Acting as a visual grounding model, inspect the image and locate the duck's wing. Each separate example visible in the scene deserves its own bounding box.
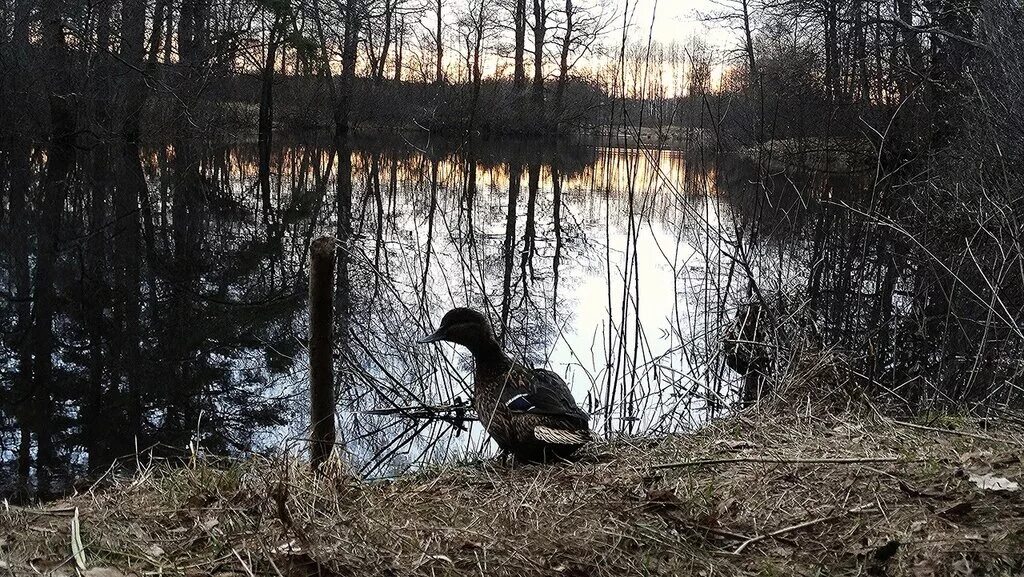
[502,368,589,425]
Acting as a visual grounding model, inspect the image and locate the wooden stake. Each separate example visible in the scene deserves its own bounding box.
[309,236,336,471]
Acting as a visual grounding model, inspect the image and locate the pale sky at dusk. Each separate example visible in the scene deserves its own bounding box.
[621,0,732,48]
[404,0,739,84]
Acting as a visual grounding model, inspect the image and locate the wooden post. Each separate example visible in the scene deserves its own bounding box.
[309,236,336,470]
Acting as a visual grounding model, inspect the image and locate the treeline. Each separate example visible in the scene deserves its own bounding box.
[0,0,626,141]
[3,0,1018,149]
[709,0,1024,409]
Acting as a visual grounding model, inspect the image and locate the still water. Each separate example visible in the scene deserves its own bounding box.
[0,135,824,496]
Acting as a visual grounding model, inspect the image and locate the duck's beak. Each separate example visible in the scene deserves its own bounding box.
[417,329,445,344]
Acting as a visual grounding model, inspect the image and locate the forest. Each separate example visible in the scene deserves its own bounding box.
[1,0,1023,514]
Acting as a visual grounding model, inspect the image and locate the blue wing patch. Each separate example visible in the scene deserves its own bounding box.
[505,393,536,412]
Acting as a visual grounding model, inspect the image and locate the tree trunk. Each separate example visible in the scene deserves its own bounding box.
[420,158,438,302]
[336,1,360,137]
[85,143,109,469]
[894,0,923,100]
[147,0,170,69]
[34,0,77,501]
[120,0,147,141]
[522,160,539,273]
[259,23,280,219]
[84,0,112,468]
[551,157,563,312]
[823,0,839,101]
[9,139,34,498]
[334,136,353,425]
[163,5,175,65]
[741,0,757,80]
[531,0,546,110]
[435,0,444,84]
[8,0,32,132]
[554,0,572,132]
[740,0,761,142]
[500,159,521,340]
[514,0,526,91]
[116,141,145,452]
[469,11,483,131]
[394,13,404,82]
[853,0,870,103]
[376,0,394,82]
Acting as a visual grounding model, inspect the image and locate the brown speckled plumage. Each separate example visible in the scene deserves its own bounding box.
[419,308,591,462]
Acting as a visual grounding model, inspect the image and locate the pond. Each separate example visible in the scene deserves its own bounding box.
[0,134,846,497]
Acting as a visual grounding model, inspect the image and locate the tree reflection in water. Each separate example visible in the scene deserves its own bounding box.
[0,135,809,500]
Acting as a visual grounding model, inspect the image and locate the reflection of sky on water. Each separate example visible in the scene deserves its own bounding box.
[255,142,746,475]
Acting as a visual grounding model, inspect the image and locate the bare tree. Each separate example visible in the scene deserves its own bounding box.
[552,0,611,131]
[530,0,549,108]
[513,0,527,91]
[434,0,445,83]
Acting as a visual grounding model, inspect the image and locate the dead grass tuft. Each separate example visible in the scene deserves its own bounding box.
[3,409,1023,576]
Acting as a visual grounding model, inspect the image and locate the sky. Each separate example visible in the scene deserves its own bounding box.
[623,0,733,49]
[407,0,739,85]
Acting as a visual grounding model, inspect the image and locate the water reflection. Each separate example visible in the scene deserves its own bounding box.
[0,135,806,499]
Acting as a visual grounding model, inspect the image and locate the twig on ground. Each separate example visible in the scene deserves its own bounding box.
[889,419,1024,447]
[653,456,910,470]
[732,504,877,554]
[231,548,256,577]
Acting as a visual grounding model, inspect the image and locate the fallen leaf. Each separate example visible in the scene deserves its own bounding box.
[897,479,946,498]
[715,497,739,518]
[969,473,1019,492]
[426,554,453,564]
[938,501,974,519]
[959,450,993,464]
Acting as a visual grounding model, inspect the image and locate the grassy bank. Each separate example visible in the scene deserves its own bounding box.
[739,138,875,173]
[2,408,1022,576]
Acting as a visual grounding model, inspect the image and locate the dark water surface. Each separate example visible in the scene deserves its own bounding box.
[0,135,843,498]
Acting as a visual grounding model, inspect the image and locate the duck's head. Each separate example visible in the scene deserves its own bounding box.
[418,307,496,349]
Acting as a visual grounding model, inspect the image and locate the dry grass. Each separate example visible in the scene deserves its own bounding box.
[2,408,1023,576]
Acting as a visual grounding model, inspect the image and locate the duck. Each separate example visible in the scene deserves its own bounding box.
[418,307,591,462]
